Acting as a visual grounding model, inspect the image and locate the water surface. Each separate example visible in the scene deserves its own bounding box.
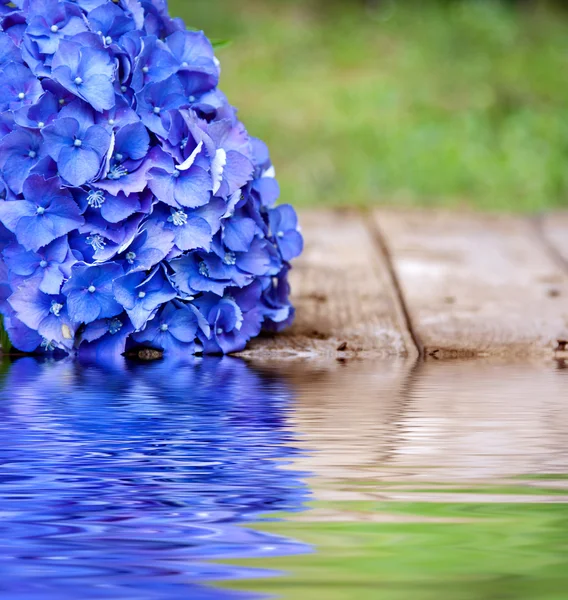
[0,357,567,599]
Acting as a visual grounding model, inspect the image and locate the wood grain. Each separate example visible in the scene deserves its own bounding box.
[374,209,568,358]
[238,209,418,359]
[540,213,568,273]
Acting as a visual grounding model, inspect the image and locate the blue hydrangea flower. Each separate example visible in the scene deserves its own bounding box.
[132,301,199,354]
[42,104,111,186]
[3,235,76,295]
[51,34,116,112]
[269,204,303,261]
[0,63,44,112]
[8,276,76,350]
[113,265,176,330]
[0,127,47,194]
[0,175,84,251]
[62,262,123,324]
[25,0,89,55]
[0,0,302,357]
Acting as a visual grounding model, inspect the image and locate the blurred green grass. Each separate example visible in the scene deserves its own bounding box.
[170,0,568,212]
[215,497,568,599]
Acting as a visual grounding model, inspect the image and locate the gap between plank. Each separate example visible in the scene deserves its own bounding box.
[365,211,424,360]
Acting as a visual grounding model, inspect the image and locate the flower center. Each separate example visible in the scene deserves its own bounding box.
[74,139,82,147]
[216,327,223,335]
[50,24,59,33]
[120,85,127,93]
[74,77,83,85]
[223,251,236,266]
[50,301,63,317]
[198,261,209,277]
[86,233,106,251]
[88,285,96,293]
[107,164,128,180]
[37,121,45,128]
[104,36,112,45]
[18,92,25,100]
[160,323,169,332]
[277,231,284,238]
[138,291,146,298]
[153,106,161,114]
[181,61,189,68]
[142,66,149,74]
[125,251,136,264]
[39,260,48,268]
[28,150,37,159]
[41,338,55,352]
[36,206,45,215]
[114,153,123,162]
[108,119,115,125]
[108,318,122,335]
[87,190,105,208]
[59,98,65,105]
[168,209,187,227]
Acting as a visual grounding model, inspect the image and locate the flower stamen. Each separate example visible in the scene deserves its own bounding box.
[86,233,106,251]
[168,209,187,227]
[108,318,122,335]
[107,164,128,180]
[198,261,209,277]
[87,190,105,208]
[50,301,63,317]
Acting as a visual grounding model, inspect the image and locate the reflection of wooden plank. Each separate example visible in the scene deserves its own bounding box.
[253,359,416,498]
[374,210,568,358]
[387,360,568,483]
[240,210,418,359]
[254,358,568,502]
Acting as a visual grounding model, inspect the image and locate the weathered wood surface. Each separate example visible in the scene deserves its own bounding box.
[540,213,568,273]
[374,210,568,358]
[239,209,418,359]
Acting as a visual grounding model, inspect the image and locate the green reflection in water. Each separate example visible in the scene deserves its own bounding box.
[220,481,568,600]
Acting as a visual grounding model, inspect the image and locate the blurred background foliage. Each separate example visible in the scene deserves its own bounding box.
[170,0,568,212]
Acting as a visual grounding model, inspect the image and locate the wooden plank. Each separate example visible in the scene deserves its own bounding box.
[374,209,568,358]
[239,209,418,359]
[540,213,568,273]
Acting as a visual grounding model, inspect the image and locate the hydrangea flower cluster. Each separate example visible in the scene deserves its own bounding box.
[0,0,302,357]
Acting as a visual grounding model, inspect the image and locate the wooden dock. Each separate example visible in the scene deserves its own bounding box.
[240,209,568,361]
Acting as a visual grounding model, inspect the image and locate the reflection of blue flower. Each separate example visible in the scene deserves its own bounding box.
[0,0,302,357]
[0,356,310,595]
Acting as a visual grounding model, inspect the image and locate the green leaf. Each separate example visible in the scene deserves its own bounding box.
[0,315,12,354]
